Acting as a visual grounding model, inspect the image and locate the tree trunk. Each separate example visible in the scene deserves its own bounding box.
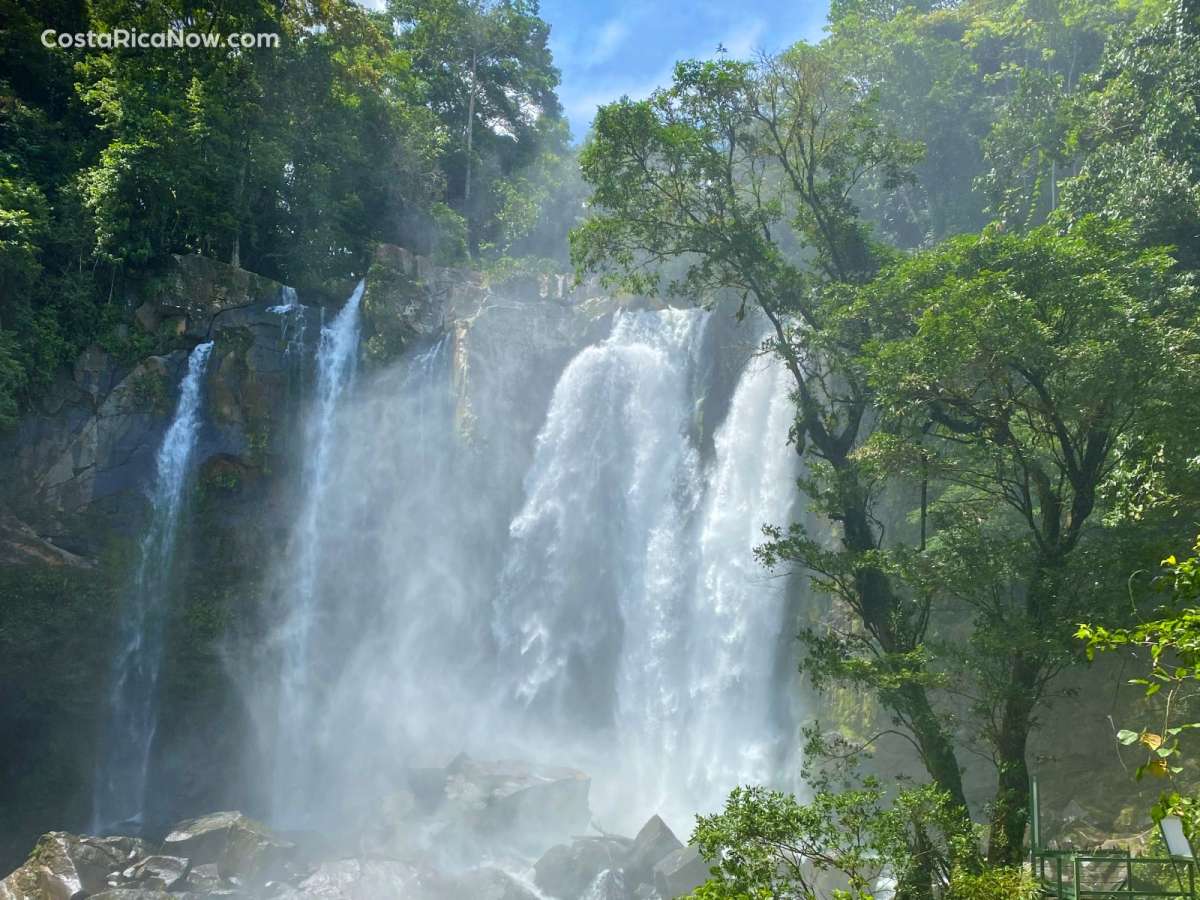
[842,495,968,811]
[464,50,477,204]
[987,558,1053,866]
[987,652,1040,865]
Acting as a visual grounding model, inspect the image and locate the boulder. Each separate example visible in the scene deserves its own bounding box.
[0,832,152,900]
[534,837,632,899]
[183,863,224,892]
[652,847,709,900]
[442,755,591,844]
[163,811,295,886]
[624,817,682,889]
[122,855,190,890]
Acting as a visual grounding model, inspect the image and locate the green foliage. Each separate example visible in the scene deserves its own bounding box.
[388,0,566,251]
[685,780,976,900]
[1079,537,1200,803]
[0,0,565,428]
[1059,13,1200,269]
[945,866,1040,900]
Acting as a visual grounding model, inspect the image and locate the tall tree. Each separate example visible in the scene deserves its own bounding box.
[571,49,969,813]
[390,0,563,248]
[858,218,1200,862]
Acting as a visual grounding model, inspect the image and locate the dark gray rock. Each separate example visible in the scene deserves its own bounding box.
[184,862,224,892]
[534,837,632,899]
[440,867,539,900]
[652,847,709,900]
[122,855,190,890]
[289,858,430,899]
[0,832,153,900]
[625,817,682,889]
[442,755,591,845]
[580,868,631,900]
[163,811,295,887]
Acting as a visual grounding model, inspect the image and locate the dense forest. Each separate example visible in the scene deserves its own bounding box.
[2,0,1200,897]
[0,0,580,426]
[571,0,1200,891]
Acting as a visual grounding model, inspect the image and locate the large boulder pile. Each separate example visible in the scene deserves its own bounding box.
[0,801,712,900]
[531,815,710,900]
[0,755,712,900]
[0,811,545,900]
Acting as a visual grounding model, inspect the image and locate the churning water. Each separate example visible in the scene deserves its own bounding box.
[259,300,804,836]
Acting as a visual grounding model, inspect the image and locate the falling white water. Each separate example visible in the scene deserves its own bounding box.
[680,348,798,804]
[495,311,800,829]
[271,280,364,824]
[270,285,309,365]
[255,299,805,840]
[93,340,214,833]
[494,309,709,738]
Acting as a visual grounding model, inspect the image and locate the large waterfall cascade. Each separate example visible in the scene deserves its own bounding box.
[258,296,807,838]
[93,340,215,833]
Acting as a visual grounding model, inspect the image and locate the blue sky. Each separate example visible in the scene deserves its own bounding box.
[538,0,830,139]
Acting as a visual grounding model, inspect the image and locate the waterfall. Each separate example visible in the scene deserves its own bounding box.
[255,299,804,836]
[494,310,800,830]
[270,280,364,824]
[679,347,798,806]
[494,308,709,741]
[93,340,214,833]
[270,286,309,365]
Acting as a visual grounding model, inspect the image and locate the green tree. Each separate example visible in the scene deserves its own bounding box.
[858,218,1199,862]
[686,779,976,900]
[1079,536,1200,833]
[390,0,563,249]
[1059,2,1200,269]
[571,48,972,823]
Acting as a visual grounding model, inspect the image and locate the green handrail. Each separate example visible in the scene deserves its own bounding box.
[1029,775,1197,900]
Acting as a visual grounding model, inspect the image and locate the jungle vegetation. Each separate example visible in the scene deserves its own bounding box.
[4,0,1200,894]
[571,0,1200,893]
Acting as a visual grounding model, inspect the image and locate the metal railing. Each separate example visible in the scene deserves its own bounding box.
[1030,776,1197,899]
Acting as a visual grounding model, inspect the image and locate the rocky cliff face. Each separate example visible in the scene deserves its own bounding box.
[0,247,619,873]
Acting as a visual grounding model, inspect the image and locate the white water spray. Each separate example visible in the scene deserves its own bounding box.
[271,281,364,823]
[93,340,214,833]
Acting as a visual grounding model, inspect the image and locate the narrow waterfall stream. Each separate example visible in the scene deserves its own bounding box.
[271,281,364,825]
[92,340,214,833]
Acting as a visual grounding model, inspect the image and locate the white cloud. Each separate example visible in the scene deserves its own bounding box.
[585,18,631,66]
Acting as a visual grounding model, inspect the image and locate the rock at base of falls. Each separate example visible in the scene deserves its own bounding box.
[163,811,296,887]
[623,816,683,890]
[580,868,629,900]
[444,754,591,835]
[530,815,710,900]
[120,855,190,891]
[0,756,716,900]
[533,836,632,899]
[652,847,709,900]
[0,832,152,900]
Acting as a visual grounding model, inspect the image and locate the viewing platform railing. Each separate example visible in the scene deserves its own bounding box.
[1030,776,1198,899]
